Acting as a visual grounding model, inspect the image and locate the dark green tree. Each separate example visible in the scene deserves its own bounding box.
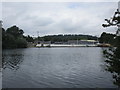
[102,8,120,87]
[99,32,115,45]
[6,25,24,38]
[2,25,27,49]
[24,35,34,42]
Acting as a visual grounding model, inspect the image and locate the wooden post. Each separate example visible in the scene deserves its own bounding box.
[0,21,2,29]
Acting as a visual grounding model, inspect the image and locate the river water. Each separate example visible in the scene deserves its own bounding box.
[2,47,116,88]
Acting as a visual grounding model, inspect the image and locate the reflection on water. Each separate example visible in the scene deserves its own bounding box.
[103,47,120,87]
[2,49,24,70]
[2,47,117,88]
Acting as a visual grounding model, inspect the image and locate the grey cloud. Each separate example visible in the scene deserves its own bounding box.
[34,17,54,26]
[2,2,118,36]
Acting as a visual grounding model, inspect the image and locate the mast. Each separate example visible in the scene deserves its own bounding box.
[37,31,39,44]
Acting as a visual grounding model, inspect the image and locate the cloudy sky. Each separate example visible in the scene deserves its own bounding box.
[2,1,119,37]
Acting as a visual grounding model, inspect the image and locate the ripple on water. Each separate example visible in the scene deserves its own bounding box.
[2,48,117,88]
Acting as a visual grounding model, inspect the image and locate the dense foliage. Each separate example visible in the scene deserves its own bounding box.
[99,32,116,45]
[2,26,27,49]
[103,37,120,87]
[38,34,98,43]
[24,35,34,43]
[102,8,120,87]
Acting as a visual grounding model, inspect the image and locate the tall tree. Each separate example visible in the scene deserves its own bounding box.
[6,25,24,38]
[102,7,120,87]
[2,25,27,49]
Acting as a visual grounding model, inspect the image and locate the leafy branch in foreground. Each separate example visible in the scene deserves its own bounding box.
[103,47,120,86]
[102,8,120,87]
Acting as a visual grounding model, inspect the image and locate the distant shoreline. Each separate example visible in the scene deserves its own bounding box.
[36,43,111,48]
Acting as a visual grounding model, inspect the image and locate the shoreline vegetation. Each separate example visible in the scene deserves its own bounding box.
[1,3,120,88]
[102,7,120,87]
[2,25,117,49]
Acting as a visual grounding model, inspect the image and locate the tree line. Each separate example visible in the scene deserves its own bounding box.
[2,24,119,49]
[2,25,99,49]
[2,25,34,49]
[38,34,98,43]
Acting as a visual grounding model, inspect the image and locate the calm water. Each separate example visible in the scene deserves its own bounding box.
[2,47,116,88]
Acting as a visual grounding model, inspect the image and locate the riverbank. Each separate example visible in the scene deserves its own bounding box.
[35,43,111,48]
[36,44,97,47]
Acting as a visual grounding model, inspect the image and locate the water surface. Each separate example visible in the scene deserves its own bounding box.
[2,47,116,88]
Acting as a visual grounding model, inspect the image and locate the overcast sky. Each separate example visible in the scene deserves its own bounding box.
[2,2,119,37]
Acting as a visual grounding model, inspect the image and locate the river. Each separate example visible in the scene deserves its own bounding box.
[2,47,116,88]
